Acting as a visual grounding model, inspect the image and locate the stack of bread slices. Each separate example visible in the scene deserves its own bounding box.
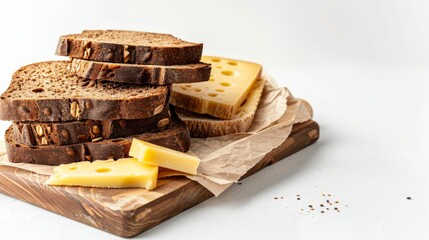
[0,30,211,165]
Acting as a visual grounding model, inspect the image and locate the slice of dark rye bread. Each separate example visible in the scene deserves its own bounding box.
[56,30,203,65]
[12,105,171,146]
[70,58,211,85]
[5,114,191,165]
[0,61,169,122]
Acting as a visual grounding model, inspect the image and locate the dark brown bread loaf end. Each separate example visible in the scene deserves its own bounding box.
[70,59,211,85]
[6,114,190,165]
[0,61,169,122]
[56,30,203,65]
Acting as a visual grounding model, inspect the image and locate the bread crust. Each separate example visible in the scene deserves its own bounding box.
[176,107,255,137]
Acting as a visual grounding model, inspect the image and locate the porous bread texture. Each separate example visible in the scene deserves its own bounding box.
[73,30,197,46]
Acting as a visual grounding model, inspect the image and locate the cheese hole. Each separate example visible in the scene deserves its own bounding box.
[209,78,215,81]
[194,88,202,92]
[69,167,78,171]
[95,168,111,173]
[208,93,218,97]
[54,174,62,178]
[220,82,231,87]
[215,89,224,92]
[221,70,234,76]
[211,58,221,62]
[227,61,238,66]
[185,84,192,88]
[180,86,187,90]
[216,66,222,69]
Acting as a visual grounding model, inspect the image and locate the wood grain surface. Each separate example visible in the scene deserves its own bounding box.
[0,120,319,238]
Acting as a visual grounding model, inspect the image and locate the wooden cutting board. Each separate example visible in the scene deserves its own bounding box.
[0,120,319,238]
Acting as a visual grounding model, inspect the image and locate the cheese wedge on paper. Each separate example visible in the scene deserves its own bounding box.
[129,139,200,175]
[171,56,262,119]
[46,158,158,190]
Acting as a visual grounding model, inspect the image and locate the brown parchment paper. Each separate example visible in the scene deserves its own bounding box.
[0,71,313,196]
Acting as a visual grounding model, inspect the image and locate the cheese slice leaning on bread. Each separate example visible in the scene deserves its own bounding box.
[170,56,262,120]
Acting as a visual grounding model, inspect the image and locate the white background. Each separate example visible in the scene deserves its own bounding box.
[0,0,429,239]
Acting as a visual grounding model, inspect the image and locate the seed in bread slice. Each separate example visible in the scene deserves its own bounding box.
[56,30,203,65]
[176,76,265,137]
[0,61,169,122]
[170,56,262,120]
[70,58,211,85]
[5,113,190,165]
[12,105,171,146]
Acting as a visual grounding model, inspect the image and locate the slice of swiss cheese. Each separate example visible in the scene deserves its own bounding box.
[170,56,262,119]
[46,158,158,190]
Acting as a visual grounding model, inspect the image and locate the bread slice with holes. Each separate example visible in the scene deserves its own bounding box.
[56,30,203,65]
[70,58,211,85]
[176,76,265,137]
[12,105,171,146]
[5,113,190,165]
[170,56,262,120]
[0,61,169,122]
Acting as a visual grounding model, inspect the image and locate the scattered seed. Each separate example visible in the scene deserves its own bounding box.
[274,197,278,200]
[334,207,338,210]
[321,211,325,213]
[297,198,301,200]
[407,197,412,200]
[237,182,242,185]
[308,205,313,208]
